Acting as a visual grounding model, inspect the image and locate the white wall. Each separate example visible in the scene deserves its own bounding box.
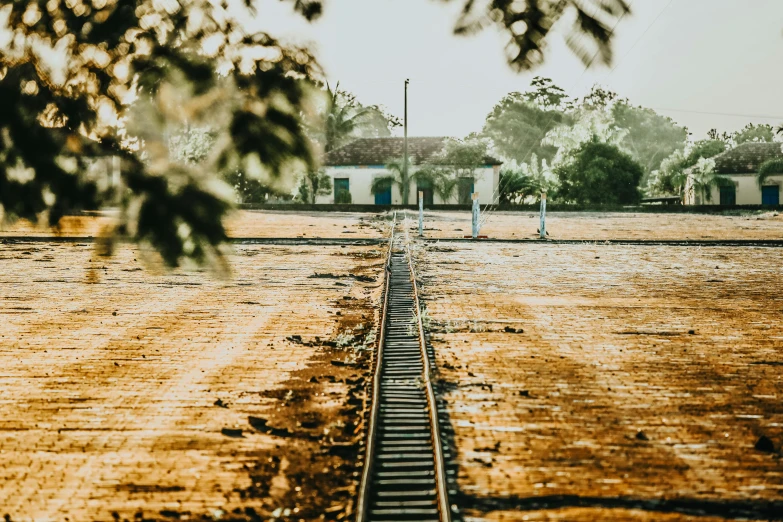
[699,174,783,205]
[317,165,500,205]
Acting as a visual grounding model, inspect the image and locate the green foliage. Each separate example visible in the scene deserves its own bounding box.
[435,139,492,174]
[168,127,218,165]
[0,0,321,267]
[0,0,630,267]
[646,140,727,197]
[481,88,570,165]
[314,83,401,153]
[296,170,332,204]
[523,77,573,111]
[225,170,290,204]
[581,85,618,111]
[612,100,688,175]
[412,164,457,203]
[334,188,352,204]
[685,140,727,166]
[706,128,732,143]
[497,154,556,204]
[554,136,644,205]
[543,107,627,165]
[369,158,412,204]
[733,123,776,145]
[685,157,729,203]
[757,159,783,187]
[498,169,541,205]
[428,139,493,202]
[452,1,630,70]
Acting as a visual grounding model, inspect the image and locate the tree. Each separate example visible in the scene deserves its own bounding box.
[498,169,541,205]
[452,1,631,70]
[685,139,727,165]
[733,123,776,144]
[314,83,401,153]
[523,77,573,111]
[334,187,352,204]
[554,136,644,205]
[707,128,732,143]
[481,80,571,165]
[647,139,727,197]
[543,109,628,166]
[757,158,783,188]
[225,169,291,203]
[497,155,556,204]
[1,0,321,267]
[370,158,414,205]
[1,0,629,267]
[168,126,218,165]
[612,100,688,176]
[581,85,618,111]
[684,157,732,204]
[296,170,333,204]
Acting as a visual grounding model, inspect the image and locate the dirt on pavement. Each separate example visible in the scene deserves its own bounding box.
[413,241,783,521]
[0,240,385,522]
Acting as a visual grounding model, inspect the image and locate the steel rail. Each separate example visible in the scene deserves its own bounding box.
[356,211,453,522]
[356,212,396,519]
[407,243,453,522]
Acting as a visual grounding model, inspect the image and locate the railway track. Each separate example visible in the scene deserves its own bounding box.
[356,217,455,522]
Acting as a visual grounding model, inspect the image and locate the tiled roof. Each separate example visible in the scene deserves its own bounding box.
[713,142,783,174]
[323,137,502,166]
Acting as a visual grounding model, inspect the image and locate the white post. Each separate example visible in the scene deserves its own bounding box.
[539,192,547,239]
[418,191,424,237]
[472,192,480,239]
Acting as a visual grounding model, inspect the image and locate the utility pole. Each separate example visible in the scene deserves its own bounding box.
[403,78,409,205]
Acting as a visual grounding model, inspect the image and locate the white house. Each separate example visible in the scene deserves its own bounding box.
[318,137,502,205]
[685,142,783,205]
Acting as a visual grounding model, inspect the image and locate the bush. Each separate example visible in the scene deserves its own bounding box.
[555,136,644,205]
[335,189,352,204]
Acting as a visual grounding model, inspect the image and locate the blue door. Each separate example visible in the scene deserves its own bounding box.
[762,185,779,205]
[375,187,391,205]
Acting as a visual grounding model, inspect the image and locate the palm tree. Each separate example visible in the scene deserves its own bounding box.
[434,175,459,204]
[323,83,374,153]
[498,169,543,204]
[757,158,783,187]
[370,158,413,204]
[371,158,458,205]
[685,157,732,204]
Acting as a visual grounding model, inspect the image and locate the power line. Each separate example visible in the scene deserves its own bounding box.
[607,0,676,77]
[480,2,636,226]
[649,107,783,120]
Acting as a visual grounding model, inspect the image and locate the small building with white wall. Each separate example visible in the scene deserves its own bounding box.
[685,142,783,205]
[319,137,501,205]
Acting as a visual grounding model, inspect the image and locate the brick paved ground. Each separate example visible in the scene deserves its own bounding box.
[5,209,782,242]
[402,210,783,240]
[413,241,783,521]
[0,239,384,521]
[0,210,383,239]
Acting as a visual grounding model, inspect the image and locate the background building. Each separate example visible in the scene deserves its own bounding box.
[320,137,501,205]
[686,142,783,205]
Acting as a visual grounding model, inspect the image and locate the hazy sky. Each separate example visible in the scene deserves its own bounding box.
[248,0,783,140]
